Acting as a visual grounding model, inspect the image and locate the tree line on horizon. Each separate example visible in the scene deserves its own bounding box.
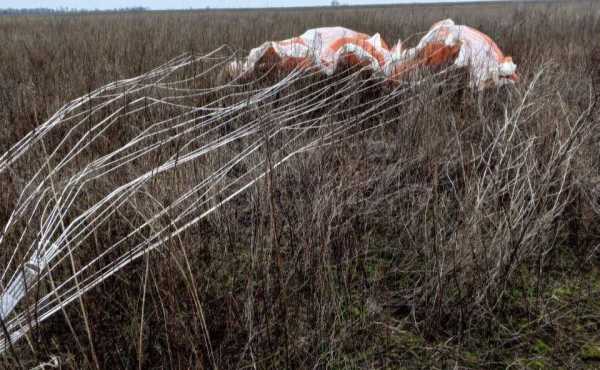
[0,7,148,15]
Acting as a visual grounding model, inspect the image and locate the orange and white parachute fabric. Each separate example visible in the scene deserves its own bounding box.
[229,26,391,77]
[386,19,518,88]
[230,19,517,89]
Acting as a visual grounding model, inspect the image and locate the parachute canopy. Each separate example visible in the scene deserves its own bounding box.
[230,19,517,89]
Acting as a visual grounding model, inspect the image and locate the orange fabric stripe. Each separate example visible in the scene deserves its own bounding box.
[389,42,460,80]
[327,36,388,67]
[421,42,461,66]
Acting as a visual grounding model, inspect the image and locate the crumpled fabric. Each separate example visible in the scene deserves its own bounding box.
[229,19,517,89]
[229,26,390,77]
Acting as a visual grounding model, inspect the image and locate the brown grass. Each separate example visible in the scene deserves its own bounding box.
[1,1,600,369]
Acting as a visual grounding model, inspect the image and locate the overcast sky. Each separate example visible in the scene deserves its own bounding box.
[2,0,487,10]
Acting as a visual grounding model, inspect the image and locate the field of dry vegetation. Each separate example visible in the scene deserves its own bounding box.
[1,1,600,368]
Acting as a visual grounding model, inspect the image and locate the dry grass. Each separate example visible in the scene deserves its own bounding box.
[1,1,600,369]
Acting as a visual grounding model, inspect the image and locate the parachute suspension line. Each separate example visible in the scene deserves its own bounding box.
[0,45,465,352]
